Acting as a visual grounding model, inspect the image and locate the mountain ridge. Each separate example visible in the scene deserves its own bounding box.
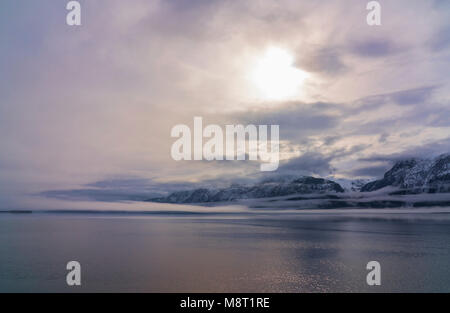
[360,153,450,193]
[148,154,450,204]
[149,176,344,203]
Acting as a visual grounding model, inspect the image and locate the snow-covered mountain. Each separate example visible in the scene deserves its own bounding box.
[149,176,344,203]
[334,178,370,192]
[361,154,450,193]
[147,154,450,206]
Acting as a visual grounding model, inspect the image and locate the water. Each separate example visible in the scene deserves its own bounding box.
[1,210,450,292]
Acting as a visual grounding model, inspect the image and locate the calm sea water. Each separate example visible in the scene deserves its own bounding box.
[1,210,450,292]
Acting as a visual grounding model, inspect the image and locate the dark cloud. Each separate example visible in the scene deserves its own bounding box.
[166,0,222,11]
[429,25,450,51]
[426,108,450,127]
[390,86,436,106]
[341,86,440,137]
[379,133,389,143]
[344,165,391,179]
[323,136,340,146]
[40,177,204,202]
[338,86,437,124]
[296,47,348,76]
[333,144,371,158]
[84,177,206,193]
[360,137,450,163]
[277,152,334,176]
[235,102,340,141]
[433,0,450,8]
[349,38,403,58]
[40,189,159,202]
[86,177,155,191]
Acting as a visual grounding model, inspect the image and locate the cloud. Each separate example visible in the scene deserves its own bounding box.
[344,165,391,179]
[349,38,404,58]
[429,25,450,51]
[40,176,206,202]
[360,136,450,163]
[40,189,157,202]
[276,152,334,176]
[390,86,436,106]
[235,102,340,141]
[296,47,348,76]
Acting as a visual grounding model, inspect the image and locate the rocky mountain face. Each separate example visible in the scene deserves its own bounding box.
[335,178,370,192]
[149,176,344,204]
[361,154,450,193]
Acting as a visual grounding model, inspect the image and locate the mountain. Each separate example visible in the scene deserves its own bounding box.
[149,154,450,205]
[361,154,450,193]
[149,176,344,204]
[334,178,370,192]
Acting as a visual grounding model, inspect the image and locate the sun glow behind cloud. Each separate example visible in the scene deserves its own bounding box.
[249,47,309,101]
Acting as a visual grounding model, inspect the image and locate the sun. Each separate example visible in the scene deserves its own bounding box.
[249,47,308,101]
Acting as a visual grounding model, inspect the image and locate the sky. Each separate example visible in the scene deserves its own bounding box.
[0,0,449,208]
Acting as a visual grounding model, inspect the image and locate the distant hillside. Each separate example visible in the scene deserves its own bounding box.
[148,176,344,204]
[361,154,450,194]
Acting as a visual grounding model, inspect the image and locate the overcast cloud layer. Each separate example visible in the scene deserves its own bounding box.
[0,0,449,208]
